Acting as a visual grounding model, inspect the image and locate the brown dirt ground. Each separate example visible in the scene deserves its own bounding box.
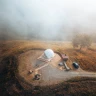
[17,49,96,87]
[0,41,96,72]
[0,41,96,95]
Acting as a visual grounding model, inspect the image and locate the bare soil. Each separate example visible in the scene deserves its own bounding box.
[0,41,96,95]
[17,50,96,86]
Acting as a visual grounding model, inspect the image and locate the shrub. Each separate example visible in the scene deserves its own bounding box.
[72,33,92,50]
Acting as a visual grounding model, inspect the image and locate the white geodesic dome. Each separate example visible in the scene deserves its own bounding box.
[44,49,55,59]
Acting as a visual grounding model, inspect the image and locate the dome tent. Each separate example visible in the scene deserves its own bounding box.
[44,49,55,59]
[38,49,55,62]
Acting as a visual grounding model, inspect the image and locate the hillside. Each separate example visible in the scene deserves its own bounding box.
[0,40,96,96]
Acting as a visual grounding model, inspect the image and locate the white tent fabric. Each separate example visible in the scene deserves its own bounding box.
[44,49,55,59]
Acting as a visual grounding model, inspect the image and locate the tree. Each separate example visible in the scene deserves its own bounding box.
[90,33,96,43]
[72,33,92,50]
[72,33,81,48]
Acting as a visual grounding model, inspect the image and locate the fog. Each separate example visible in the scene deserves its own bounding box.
[0,0,96,40]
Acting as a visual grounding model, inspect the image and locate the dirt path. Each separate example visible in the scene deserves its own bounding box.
[38,63,96,86]
[17,50,96,86]
[35,64,49,71]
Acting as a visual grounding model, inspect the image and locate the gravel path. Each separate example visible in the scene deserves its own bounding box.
[18,50,96,86]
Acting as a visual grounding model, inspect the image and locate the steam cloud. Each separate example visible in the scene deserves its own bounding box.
[0,0,96,40]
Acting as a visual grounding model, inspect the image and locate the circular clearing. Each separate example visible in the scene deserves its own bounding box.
[17,50,96,86]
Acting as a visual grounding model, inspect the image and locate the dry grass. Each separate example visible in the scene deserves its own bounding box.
[16,77,96,96]
[0,40,96,72]
[0,40,96,96]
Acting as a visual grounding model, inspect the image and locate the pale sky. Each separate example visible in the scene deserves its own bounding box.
[0,0,96,39]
